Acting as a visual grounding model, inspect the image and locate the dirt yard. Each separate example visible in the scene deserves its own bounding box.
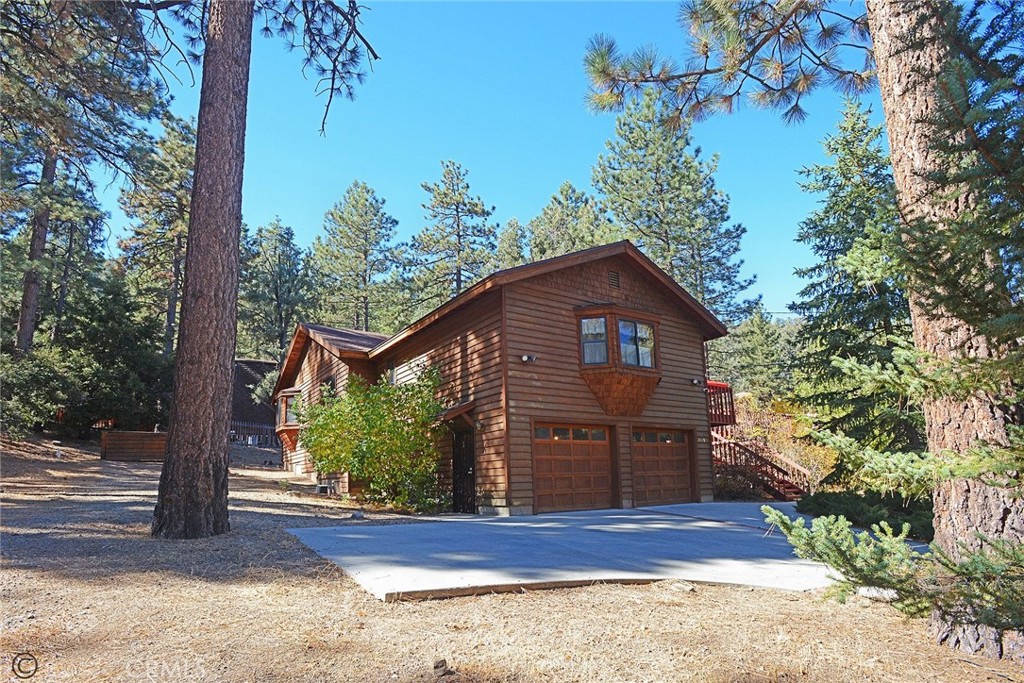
[1,436,1021,683]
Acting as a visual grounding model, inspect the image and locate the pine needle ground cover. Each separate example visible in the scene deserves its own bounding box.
[2,436,1022,683]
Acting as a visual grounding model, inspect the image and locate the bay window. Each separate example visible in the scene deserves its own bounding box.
[576,307,658,370]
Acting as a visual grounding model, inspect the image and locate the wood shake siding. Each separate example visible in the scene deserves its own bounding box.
[381,291,507,510]
[504,255,714,511]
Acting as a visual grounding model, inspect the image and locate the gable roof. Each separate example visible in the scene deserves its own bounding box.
[368,240,727,359]
[304,323,389,353]
[272,241,728,402]
[271,323,389,401]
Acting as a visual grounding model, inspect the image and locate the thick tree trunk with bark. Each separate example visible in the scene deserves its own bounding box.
[866,0,1024,662]
[16,150,58,354]
[152,0,254,539]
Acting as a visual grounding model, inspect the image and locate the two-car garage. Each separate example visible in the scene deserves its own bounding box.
[532,423,696,513]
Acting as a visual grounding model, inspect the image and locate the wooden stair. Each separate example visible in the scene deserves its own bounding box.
[710,427,811,502]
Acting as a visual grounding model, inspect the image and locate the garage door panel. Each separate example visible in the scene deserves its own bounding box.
[632,429,694,506]
[533,423,613,513]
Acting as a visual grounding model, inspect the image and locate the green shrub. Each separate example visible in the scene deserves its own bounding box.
[298,367,447,512]
[796,490,933,541]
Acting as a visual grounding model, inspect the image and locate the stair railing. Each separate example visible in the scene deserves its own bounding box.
[710,429,812,499]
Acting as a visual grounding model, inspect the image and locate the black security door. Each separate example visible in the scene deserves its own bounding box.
[452,430,476,513]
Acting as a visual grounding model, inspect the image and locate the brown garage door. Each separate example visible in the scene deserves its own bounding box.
[631,429,694,506]
[533,424,613,513]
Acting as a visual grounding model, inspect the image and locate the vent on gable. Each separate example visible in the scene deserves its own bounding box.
[609,270,621,289]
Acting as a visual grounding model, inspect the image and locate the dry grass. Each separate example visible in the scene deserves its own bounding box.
[1,435,1021,683]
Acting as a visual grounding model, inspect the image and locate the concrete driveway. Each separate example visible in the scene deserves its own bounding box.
[288,502,834,601]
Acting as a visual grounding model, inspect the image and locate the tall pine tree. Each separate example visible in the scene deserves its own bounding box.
[489,217,528,272]
[592,88,757,326]
[715,306,799,402]
[790,100,922,452]
[2,1,164,353]
[237,218,310,360]
[586,0,1022,659]
[119,115,196,356]
[408,161,496,315]
[310,181,403,333]
[527,181,618,260]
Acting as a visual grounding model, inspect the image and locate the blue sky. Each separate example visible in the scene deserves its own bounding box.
[103,1,886,316]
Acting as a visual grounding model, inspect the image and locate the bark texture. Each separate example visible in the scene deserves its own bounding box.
[152,0,254,539]
[16,149,58,354]
[866,0,1024,662]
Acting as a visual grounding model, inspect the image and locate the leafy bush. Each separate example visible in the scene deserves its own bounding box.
[796,490,934,541]
[299,367,447,511]
[0,348,83,438]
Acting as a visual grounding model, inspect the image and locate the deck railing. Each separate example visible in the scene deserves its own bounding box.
[706,381,736,426]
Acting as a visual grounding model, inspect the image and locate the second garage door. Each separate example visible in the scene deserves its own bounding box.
[533,424,613,513]
[631,429,695,506]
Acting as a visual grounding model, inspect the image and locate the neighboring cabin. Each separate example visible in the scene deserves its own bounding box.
[272,241,728,516]
[230,358,279,446]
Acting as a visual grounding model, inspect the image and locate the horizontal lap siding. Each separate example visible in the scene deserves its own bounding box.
[505,255,714,510]
[283,342,354,479]
[382,292,506,508]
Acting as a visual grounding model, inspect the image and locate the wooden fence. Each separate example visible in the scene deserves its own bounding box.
[100,431,166,462]
[100,423,280,462]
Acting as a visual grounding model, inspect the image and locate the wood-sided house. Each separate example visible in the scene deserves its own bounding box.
[272,241,728,516]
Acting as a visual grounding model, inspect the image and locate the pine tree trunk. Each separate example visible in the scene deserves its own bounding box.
[866,0,1024,662]
[16,149,58,354]
[50,220,74,344]
[152,0,254,539]
[164,231,183,357]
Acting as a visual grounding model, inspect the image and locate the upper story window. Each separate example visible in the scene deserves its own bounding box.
[619,319,655,368]
[576,306,659,371]
[580,317,609,365]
